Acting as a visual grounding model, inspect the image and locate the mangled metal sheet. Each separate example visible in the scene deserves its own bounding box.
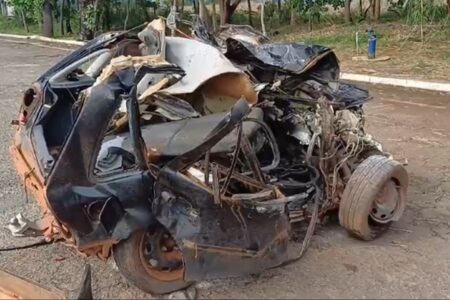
[138,18,166,58]
[215,24,269,50]
[225,39,339,77]
[162,37,247,95]
[153,99,291,281]
[95,55,168,85]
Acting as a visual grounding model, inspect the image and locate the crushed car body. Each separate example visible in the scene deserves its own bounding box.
[10,19,409,294]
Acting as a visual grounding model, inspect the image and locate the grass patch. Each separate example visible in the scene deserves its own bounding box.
[301,33,355,48]
[0,16,78,38]
[414,59,431,70]
[273,20,448,51]
[0,17,41,35]
[276,24,385,52]
[271,20,450,81]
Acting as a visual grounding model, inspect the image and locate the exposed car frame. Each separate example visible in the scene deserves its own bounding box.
[10,20,409,295]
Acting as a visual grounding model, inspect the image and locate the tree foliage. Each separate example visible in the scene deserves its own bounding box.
[5,0,449,40]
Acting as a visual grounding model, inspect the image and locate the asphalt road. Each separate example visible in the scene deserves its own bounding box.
[0,39,449,299]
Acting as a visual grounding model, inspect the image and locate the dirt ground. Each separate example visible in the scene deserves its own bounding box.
[0,39,449,299]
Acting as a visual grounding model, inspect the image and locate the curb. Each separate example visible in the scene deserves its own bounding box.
[341,73,450,93]
[0,33,85,46]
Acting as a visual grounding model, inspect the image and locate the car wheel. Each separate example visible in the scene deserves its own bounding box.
[339,155,409,240]
[113,225,191,295]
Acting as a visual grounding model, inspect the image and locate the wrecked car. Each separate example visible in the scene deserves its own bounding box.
[10,19,409,295]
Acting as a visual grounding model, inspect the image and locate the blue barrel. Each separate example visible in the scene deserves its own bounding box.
[368,30,377,59]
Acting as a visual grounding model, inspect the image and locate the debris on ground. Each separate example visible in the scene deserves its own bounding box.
[5,213,48,237]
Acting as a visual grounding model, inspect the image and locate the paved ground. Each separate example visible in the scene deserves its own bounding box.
[0,39,449,299]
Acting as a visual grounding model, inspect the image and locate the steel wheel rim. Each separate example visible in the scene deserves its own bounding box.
[370,179,400,224]
[139,227,184,281]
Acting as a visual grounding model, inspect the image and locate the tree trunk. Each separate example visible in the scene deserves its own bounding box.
[219,0,226,24]
[362,0,371,20]
[19,9,29,33]
[247,0,252,26]
[37,9,42,30]
[193,0,197,14]
[344,0,351,22]
[139,0,150,20]
[211,0,217,30]
[42,0,53,37]
[277,0,281,15]
[260,0,266,35]
[1,1,6,16]
[370,0,375,21]
[199,0,211,27]
[447,0,450,15]
[60,0,65,35]
[102,0,111,30]
[219,0,241,24]
[374,0,380,20]
[124,0,130,30]
[180,0,184,14]
[93,0,99,31]
[290,0,295,25]
[228,0,241,22]
[80,0,93,40]
[308,13,312,31]
[79,0,82,38]
[65,0,72,33]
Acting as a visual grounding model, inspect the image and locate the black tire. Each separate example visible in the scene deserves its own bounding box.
[339,155,409,240]
[113,228,191,295]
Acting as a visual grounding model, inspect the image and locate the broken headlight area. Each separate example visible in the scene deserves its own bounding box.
[9,18,408,295]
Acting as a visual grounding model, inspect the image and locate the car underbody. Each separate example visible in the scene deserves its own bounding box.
[10,19,409,294]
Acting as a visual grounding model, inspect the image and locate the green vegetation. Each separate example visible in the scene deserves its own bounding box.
[263,14,449,81]
[0,14,77,38]
[1,0,449,81]
[1,0,449,40]
[0,0,162,39]
[0,15,39,34]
